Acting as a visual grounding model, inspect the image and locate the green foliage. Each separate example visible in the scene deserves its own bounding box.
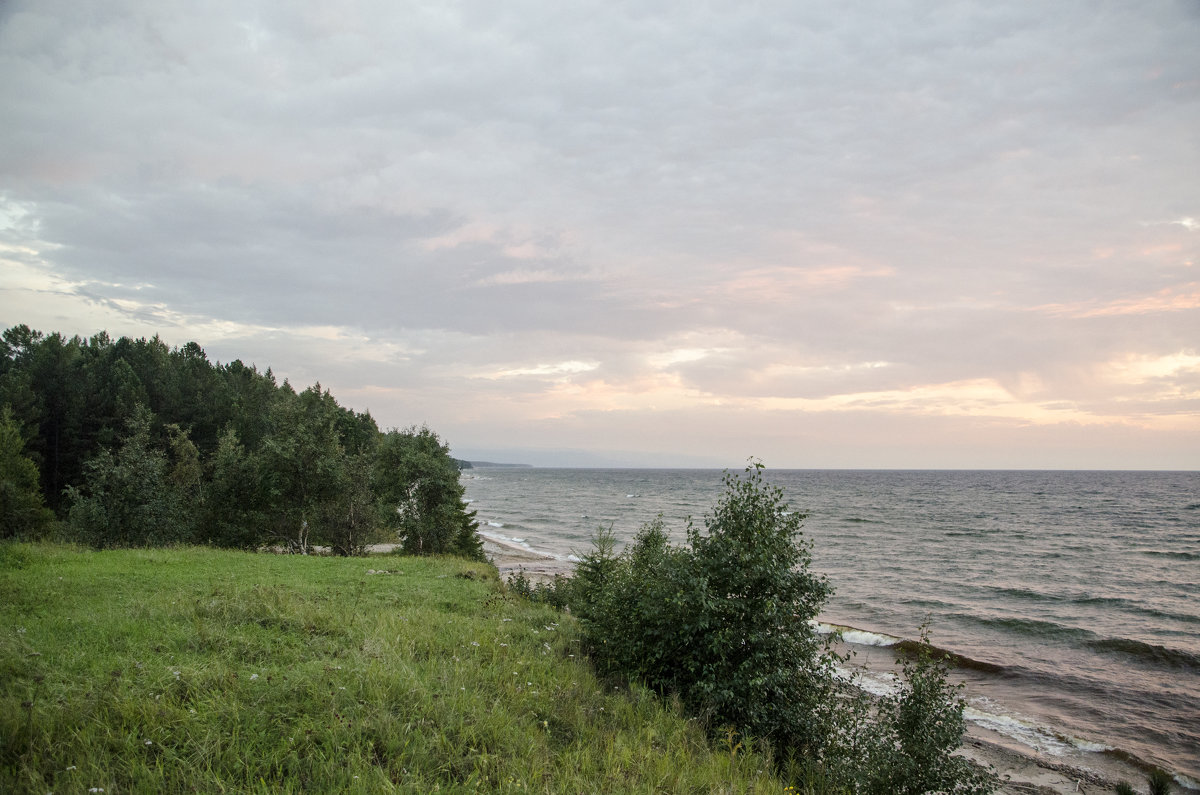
[1,326,484,561]
[830,630,994,795]
[200,427,267,549]
[66,407,194,547]
[1149,768,1174,795]
[0,407,55,539]
[256,385,348,552]
[563,463,996,794]
[1114,782,1137,795]
[375,426,483,560]
[574,463,838,755]
[505,569,575,610]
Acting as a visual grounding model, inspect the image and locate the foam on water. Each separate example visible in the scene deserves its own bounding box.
[962,704,1110,758]
[814,621,903,647]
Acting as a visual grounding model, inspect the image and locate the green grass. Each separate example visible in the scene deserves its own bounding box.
[1,543,791,793]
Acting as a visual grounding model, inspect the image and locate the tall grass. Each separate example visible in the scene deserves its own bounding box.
[1,543,793,793]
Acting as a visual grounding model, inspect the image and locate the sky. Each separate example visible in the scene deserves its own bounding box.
[1,1,1198,469]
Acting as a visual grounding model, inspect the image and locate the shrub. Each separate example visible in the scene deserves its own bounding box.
[574,463,838,755]
[65,407,193,547]
[569,462,997,794]
[505,569,574,609]
[1149,768,1174,795]
[374,427,483,561]
[839,629,994,794]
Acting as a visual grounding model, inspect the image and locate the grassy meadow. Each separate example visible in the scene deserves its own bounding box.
[1,543,790,793]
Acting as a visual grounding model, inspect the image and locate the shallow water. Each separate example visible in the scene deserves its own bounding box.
[463,468,1200,789]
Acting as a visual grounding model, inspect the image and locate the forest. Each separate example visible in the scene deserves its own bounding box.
[0,324,480,558]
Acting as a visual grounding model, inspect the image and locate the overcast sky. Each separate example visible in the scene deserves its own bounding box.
[2,1,1198,468]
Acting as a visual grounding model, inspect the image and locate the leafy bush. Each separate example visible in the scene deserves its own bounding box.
[567,462,996,794]
[505,569,574,609]
[832,630,994,794]
[65,408,194,547]
[574,463,838,755]
[1149,768,1174,795]
[374,427,483,561]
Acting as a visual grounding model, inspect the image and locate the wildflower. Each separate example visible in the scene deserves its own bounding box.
[144,740,152,746]
[249,673,259,680]
[65,765,77,771]
[470,641,480,647]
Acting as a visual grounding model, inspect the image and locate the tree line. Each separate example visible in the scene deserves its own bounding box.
[0,324,481,558]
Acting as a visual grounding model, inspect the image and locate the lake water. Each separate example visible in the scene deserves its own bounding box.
[463,467,1200,789]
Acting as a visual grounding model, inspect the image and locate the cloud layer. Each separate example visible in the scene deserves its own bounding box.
[2,1,1198,467]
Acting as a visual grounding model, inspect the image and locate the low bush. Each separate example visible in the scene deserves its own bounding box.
[558,462,996,794]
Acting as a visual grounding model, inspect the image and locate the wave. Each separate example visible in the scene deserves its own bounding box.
[1086,637,1200,671]
[814,621,902,647]
[977,587,1200,626]
[952,613,1200,671]
[814,622,1007,674]
[964,701,1112,757]
[959,614,1079,638]
[986,586,1055,603]
[893,639,1008,674]
[1141,549,1200,561]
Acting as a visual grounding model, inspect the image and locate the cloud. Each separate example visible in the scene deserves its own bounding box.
[1,0,1198,467]
[1034,283,1200,318]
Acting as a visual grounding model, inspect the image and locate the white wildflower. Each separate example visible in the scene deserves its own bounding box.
[249,673,259,680]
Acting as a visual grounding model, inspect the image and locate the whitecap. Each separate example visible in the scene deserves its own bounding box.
[962,705,1109,759]
[812,621,902,647]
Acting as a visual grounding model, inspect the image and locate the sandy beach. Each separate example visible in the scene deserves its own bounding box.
[479,540,1156,795]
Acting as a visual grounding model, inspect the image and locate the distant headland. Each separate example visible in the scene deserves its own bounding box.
[456,460,533,469]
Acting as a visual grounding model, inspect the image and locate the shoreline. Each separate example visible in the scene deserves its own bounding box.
[475,541,1173,795]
